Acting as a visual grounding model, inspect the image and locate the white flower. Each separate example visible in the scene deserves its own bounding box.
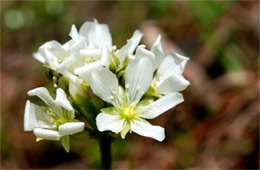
[134,36,190,96]
[33,20,112,83]
[89,57,184,141]
[151,53,190,95]
[24,87,85,141]
[73,19,114,83]
[33,36,86,80]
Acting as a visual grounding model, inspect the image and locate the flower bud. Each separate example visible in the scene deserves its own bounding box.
[69,77,89,105]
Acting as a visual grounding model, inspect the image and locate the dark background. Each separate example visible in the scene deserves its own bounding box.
[1,1,259,169]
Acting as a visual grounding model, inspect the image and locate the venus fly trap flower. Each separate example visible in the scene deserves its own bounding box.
[88,57,184,141]
[148,53,190,97]
[34,20,112,83]
[24,87,84,152]
[24,19,190,168]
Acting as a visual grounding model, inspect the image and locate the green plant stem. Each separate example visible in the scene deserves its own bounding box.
[99,132,112,169]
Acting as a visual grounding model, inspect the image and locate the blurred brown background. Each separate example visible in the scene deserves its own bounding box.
[1,0,259,169]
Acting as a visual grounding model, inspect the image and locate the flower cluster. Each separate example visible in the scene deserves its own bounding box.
[24,20,189,151]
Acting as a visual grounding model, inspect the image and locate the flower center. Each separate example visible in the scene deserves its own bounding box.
[119,106,137,120]
[45,107,72,126]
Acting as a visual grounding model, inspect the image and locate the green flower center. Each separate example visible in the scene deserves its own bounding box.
[45,107,72,126]
[119,106,137,120]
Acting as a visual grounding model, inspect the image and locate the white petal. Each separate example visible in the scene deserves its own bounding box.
[28,87,54,106]
[58,122,85,136]
[124,30,143,55]
[115,30,143,65]
[38,40,63,65]
[33,128,60,141]
[33,52,46,63]
[55,88,73,111]
[80,49,101,57]
[56,57,78,79]
[68,38,86,54]
[156,75,190,94]
[41,48,59,69]
[79,19,112,49]
[100,45,110,68]
[125,57,153,105]
[96,113,124,133]
[151,35,164,67]
[130,119,165,142]
[139,92,184,119]
[24,100,37,131]
[136,45,157,70]
[75,60,101,83]
[90,67,121,105]
[175,53,189,68]
[157,54,189,78]
[69,24,79,40]
[40,40,62,50]
[62,39,79,52]
[24,101,53,131]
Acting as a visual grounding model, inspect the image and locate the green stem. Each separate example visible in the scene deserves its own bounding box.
[99,132,112,169]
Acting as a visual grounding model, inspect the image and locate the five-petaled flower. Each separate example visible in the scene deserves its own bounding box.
[89,57,184,141]
[24,87,84,146]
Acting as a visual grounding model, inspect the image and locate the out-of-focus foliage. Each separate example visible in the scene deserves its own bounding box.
[1,1,259,169]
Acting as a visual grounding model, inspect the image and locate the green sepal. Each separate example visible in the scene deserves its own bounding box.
[120,122,130,139]
[61,135,70,153]
[136,98,154,108]
[101,107,117,115]
[145,86,161,98]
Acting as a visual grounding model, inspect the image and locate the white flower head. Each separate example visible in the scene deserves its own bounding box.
[24,87,84,142]
[90,57,184,141]
[28,19,190,145]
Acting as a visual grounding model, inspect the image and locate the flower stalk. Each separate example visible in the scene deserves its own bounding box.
[99,132,112,169]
